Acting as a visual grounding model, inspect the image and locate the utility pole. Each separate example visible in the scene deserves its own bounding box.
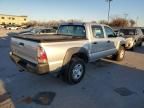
[106,0,112,23]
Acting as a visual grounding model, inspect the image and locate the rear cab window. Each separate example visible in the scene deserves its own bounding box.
[57,25,86,38]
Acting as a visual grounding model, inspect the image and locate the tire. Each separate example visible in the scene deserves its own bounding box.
[112,46,125,61]
[62,57,85,85]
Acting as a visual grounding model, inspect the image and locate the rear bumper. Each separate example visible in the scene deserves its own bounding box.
[9,52,49,75]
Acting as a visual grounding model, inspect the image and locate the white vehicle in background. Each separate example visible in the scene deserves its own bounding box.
[139,27,144,42]
[6,26,20,30]
[114,28,143,50]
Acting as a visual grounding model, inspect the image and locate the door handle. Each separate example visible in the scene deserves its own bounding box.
[92,42,98,44]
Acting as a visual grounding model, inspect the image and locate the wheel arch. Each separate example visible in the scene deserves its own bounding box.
[62,47,89,67]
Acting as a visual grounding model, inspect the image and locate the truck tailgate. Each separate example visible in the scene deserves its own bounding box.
[11,37,39,64]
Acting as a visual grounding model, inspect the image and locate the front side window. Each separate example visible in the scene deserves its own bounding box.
[104,26,116,38]
[92,25,104,38]
[57,25,86,37]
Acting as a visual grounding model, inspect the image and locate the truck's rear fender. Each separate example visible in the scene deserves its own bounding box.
[62,47,89,70]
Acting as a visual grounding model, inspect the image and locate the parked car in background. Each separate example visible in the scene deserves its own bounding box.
[32,27,56,35]
[19,27,56,35]
[7,27,57,36]
[6,26,21,30]
[10,22,126,85]
[114,27,143,50]
[139,27,144,41]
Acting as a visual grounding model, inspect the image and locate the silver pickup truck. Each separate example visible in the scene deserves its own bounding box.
[10,22,126,84]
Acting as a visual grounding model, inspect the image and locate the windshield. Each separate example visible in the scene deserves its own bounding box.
[120,29,136,35]
[57,25,86,37]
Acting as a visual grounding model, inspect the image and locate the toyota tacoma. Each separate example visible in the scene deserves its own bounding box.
[10,22,126,84]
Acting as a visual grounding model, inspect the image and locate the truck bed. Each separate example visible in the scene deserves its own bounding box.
[13,34,86,43]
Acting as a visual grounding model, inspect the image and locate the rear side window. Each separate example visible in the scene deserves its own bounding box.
[104,26,116,38]
[92,26,104,38]
[57,25,86,37]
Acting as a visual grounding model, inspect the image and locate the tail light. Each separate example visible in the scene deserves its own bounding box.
[37,46,48,64]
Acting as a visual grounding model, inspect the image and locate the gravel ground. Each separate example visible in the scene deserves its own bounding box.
[0,36,144,108]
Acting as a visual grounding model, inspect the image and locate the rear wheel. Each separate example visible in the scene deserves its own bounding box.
[62,57,85,85]
[112,46,125,61]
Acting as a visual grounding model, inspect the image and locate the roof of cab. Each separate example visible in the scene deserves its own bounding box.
[60,22,108,27]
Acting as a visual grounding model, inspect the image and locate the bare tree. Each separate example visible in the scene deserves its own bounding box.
[110,17,129,27]
[129,19,136,27]
[91,21,97,23]
[99,20,109,25]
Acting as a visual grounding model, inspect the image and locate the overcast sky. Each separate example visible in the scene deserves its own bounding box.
[0,0,143,26]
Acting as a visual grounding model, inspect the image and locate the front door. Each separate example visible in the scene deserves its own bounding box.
[104,26,117,54]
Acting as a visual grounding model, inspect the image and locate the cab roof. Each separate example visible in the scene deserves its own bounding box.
[60,22,109,27]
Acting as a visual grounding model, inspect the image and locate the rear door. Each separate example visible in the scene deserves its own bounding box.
[90,25,109,60]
